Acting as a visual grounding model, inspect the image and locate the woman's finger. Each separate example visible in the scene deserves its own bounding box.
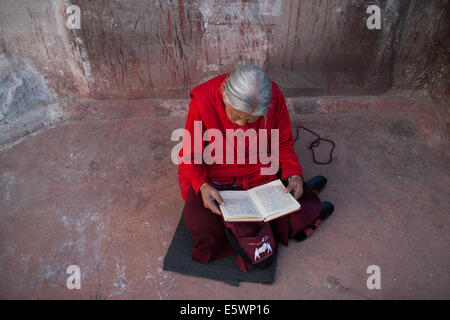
[203,194,221,215]
[292,187,299,199]
[284,184,293,193]
[208,201,222,215]
[211,190,225,206]
[294,185,304,199]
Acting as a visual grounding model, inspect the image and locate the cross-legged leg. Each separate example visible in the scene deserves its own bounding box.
[183,187,236,264]
[270,184,323,246]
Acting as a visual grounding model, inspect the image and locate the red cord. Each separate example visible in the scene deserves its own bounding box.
[294,125,335,165]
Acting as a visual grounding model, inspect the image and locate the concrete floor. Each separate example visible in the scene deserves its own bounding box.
[0,94,449,299]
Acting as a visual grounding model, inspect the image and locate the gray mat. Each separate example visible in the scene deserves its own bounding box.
[163,209,277,286]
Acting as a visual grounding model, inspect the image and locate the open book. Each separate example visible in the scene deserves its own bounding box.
[218,179,301,222]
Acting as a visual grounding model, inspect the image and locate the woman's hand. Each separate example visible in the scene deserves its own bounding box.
[284,175,304,200]
[199,183,225,215]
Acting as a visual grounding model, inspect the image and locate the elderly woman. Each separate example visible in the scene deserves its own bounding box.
[178,63,334,265]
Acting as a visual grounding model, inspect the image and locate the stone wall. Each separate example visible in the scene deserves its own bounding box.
[0,0,448,141]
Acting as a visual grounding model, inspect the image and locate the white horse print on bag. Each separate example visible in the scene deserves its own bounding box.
[254,242,272,261]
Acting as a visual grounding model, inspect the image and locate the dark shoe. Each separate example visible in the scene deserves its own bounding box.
[293,201,335,242]
[305,175,327,193]
[318,201,334,220]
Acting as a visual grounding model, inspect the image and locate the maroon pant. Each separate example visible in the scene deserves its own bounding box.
[184,186,322,264]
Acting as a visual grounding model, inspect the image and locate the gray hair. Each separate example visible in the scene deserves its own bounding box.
[223,63,272,116]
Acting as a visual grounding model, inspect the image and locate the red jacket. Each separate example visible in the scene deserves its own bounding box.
[178,73,303,201]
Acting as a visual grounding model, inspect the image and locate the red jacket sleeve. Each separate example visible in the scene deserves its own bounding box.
[274,90,303,180]
[180,97,209,195]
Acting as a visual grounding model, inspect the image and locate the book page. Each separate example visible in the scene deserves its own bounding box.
[250,180,300,218]
[218,190,263,221]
